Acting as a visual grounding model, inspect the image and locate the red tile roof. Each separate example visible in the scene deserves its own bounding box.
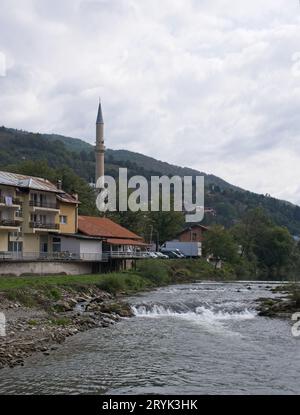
[78,216,143,240]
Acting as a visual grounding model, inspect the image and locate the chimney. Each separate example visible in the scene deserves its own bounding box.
[57,179,62,190]
[72,192,79,201]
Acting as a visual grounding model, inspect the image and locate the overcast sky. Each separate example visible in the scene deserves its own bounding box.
[1,0,300,204]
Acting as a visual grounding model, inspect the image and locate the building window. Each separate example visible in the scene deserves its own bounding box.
[60,215,68,225]
[192,232,197,241]
[52,237,61,253]
[8,241,23,253]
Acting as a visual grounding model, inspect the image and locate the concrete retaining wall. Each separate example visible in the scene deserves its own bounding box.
[0,261,93,276]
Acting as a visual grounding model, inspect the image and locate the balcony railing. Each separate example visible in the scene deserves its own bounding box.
[0,251,147,262]
[0,251,109,262]
[0,219,20,227]
[29,222,60,230]
[105,250,146,258]
[0,197,22,206]
[29,200,59,209]
[15,210,23,219]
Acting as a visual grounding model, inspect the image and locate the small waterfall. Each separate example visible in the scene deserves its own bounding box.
[131,302,256,321]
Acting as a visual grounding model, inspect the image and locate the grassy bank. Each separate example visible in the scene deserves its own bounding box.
[0,258,235,306]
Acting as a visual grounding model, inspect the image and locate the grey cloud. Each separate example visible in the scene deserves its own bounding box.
[0,0,300,204]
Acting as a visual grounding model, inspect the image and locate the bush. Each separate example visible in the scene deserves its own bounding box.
[95,273,148,294]
[136,260,170,284]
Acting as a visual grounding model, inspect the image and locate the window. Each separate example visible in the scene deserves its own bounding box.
[192,232,197,241]
[31,213,37,222]
[60,215,68,225]
[8,241,23,253]
[52,237,61,253]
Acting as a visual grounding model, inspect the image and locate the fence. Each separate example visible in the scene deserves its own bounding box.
[0,250,146,262]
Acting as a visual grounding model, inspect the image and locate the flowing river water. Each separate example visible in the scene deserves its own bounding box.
[0,281,299,395]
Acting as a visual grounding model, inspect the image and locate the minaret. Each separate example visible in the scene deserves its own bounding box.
[95,100,105,187]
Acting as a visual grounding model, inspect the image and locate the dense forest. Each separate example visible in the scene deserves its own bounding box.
[1,126,300,238]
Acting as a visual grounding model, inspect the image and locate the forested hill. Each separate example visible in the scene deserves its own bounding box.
[1,126,300,235]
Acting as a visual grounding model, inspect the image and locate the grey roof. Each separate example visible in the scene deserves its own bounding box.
[0,171,64,193]
[60,233,104,241]
[57,193,80,204]
[96,101,104,124]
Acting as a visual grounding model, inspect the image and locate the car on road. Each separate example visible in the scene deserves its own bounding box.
[155,252,169,259]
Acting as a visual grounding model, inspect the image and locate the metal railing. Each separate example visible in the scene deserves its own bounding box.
[0,219,20,227]
[106,251,146,258]
[29,200,59,209]
[15,210,23,219]
[29,222,60,230]
[0,251,108,262]
[0,250,147,262]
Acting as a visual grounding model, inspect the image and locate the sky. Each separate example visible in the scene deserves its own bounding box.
[1,0,300,204]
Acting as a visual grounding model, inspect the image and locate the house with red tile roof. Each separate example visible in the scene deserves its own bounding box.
[78,216,148,258]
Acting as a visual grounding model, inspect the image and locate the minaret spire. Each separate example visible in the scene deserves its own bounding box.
[96,99,104,124]
[95,100,105,186]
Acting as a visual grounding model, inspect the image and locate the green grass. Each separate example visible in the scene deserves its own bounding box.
[0,258,240,309]
[0,259,208,292]
[0,273,128,290]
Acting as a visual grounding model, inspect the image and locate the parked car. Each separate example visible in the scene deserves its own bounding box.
[155,252,169,259]
[143,251,158,258]
[160,250,182,259]
[171,249,186,258]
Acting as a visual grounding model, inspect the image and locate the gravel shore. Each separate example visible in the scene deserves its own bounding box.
[0,287,133,369]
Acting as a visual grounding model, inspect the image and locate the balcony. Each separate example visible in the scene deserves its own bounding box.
[29,200,60,212]
[15,210,23,221]
[0,250,149,262]
[0,219,21,230]
[0,251,108,262]
[0,197,22,208]
[29,221,60,232]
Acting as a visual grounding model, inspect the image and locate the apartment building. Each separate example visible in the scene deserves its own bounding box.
[0,171,79,258]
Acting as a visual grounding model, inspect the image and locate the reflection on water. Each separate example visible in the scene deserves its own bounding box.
[0,282,299,395]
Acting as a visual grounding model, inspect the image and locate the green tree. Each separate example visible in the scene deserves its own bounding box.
[231,208,294,278]
[203,225,239,266]
[253,226,294,278]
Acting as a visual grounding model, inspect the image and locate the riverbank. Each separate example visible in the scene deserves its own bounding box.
[0,259,216,369]
[1,259,298,370]
[257,283,300,318]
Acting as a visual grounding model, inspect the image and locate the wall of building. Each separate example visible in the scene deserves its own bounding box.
[80,240,102,255]
[21,192,30,234]
[0,261,93,276]
[60,236,80,254]
[178,227,207,242]
[23,233,40,252]
[0,232,8,251]
[59,202,77,234]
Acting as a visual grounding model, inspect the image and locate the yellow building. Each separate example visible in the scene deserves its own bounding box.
[0,171,79,258]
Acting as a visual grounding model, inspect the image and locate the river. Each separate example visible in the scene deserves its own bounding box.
[0,281,299,395]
